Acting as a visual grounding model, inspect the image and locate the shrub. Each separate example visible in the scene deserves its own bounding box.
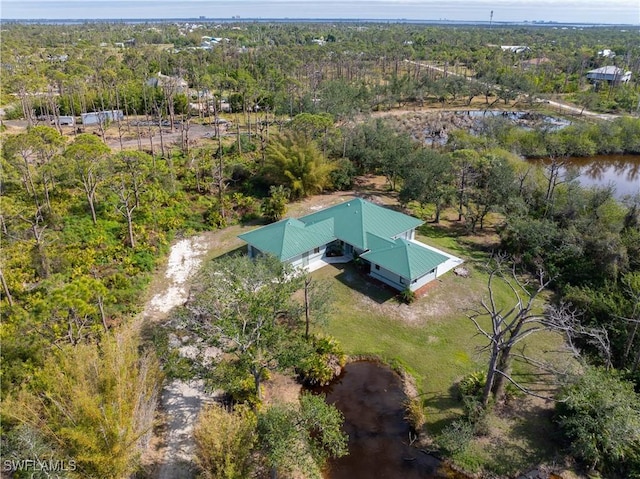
[298,353,336,386]
[262,185,289,223]
[232,193,260,222]
[404,397,426,432]
[297,337,345,386]
[556,367,640,476]
[194,404,257,479]
[2,327,162,479]
[203,207,227,228]
[224,370,262,407]
[329,158,357,191]
[436,419,474,455]
[458,370,487,400]
[399,288,416,304]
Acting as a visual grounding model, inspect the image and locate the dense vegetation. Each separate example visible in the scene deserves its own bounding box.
[1,20,639,478]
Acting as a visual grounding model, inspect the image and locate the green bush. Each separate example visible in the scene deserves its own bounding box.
[298,353,336,386]
[436,419,474,455]
[556,367,640,476]
[329,158,357,191]
[297,337,346,386]
[458,370,487,399]
[194,404,257,479]
[399,288,416,304]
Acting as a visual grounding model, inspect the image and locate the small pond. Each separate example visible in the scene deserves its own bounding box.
[312,361,469,479]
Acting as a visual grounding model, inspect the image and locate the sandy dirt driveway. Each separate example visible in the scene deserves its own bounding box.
[139,192,357,478]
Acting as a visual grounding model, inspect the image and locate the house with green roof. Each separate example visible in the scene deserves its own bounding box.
[238,198,462,292]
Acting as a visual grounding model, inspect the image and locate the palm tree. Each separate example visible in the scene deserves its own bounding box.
[264,131,334,199]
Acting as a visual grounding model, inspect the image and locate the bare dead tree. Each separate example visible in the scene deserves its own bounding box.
[546,303,612,370]
[468,259,553,406]
[468,256,612,407]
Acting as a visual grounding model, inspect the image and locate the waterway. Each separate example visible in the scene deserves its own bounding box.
[529,154,640,199]
[314,361,469,479]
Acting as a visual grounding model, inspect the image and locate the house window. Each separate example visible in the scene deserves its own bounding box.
[399,277,405,284]
[313,247,320,254]
[375,264,380,270]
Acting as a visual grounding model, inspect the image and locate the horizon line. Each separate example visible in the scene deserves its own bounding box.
[1,17,637,26]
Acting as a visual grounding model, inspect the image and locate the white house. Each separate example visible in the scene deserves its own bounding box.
[586,66,632,85]
[238,198,462,292]
[81,110,124,125]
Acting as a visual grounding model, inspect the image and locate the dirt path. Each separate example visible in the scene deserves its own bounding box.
[541,98,620,120]
[140,193,362,478]
[141,233,242,479]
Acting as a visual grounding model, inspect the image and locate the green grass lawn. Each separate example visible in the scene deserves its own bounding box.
[313,261,501,430]
[311,228,572,475]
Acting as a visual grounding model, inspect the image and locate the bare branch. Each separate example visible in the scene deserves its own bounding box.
[493,369,555,402]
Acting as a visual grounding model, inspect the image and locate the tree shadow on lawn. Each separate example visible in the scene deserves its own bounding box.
[418,223,496,263]
[331,263,397,305]
[485,401,560,476]
[422,386,465,434]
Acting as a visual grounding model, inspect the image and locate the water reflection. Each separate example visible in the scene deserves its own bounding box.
[313,361,469,479]
[530,155,640,198]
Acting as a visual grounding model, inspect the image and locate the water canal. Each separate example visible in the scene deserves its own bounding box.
[529,154,640,198]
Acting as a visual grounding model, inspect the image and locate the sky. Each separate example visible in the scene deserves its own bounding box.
[1,0,639,24]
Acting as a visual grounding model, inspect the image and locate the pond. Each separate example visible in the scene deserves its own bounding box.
[529,154,640,199]
[313,361,469,479]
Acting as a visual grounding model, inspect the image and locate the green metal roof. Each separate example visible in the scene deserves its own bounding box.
[365,232,396,251]
[360,239,449,280]
[298,198,423,250]
[237,217,335,261]
[238,198,430,269]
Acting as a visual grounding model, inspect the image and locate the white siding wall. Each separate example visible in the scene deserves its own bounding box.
[392,228,416,241]
[409,268,437,291]
[285,245,327,271]
[370,264,438,292]
[308,245,326,263]
[369,265,406,291]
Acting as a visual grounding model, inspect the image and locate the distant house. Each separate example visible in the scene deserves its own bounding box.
[238,198,462,292]
[586,66,632,85]
[58,115,75,126]
[501,45,531,54]
[81,110,124,125]
[47,54,68,62]
[146,72,189,94]
[200,36,226,48]
[598,49,616,58]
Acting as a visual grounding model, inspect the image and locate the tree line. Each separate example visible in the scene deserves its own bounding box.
[2,21,639,129]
